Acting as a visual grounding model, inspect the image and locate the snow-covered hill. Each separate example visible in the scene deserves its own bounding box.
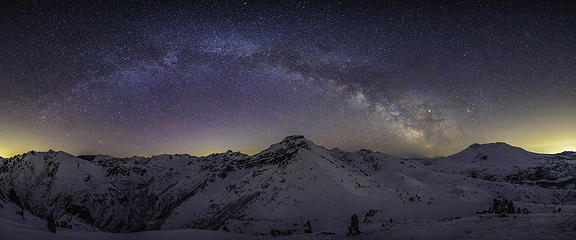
[423,143,576,189]
[1,136,575,238]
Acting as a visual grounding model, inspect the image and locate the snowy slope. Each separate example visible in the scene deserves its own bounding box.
[425,143,541,176]
[424,143,576,189]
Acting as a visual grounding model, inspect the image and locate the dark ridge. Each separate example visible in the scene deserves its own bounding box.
[236,136,313,168]
[469,143,481,149]
[78,155,97,161]
[282,135,306,141]
[468,142,512,149]
[357,149,373,153]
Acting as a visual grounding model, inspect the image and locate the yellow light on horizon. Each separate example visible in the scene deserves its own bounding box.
[0,147,18,158]
[504,133,576,154]
[522,140,576,154]
[487,116,576,155]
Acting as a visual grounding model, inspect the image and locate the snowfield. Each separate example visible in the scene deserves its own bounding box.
[1,136,575,239]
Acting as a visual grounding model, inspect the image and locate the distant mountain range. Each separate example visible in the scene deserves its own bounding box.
[1,136,575,238]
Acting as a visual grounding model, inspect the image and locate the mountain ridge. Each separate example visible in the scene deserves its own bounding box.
[4,137,558,161]
[1,136,575,235]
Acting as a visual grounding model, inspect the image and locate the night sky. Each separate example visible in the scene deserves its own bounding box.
[1,1,575,158]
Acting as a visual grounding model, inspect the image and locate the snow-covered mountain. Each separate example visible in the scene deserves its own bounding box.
[423,143,576,189]
[1,136,575,238]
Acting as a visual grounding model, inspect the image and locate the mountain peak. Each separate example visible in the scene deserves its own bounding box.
[238,136,318,168]
[280,135,308,142]
[262,135,317,155]
[278,135,313,147]
[448,142,537,162]
[464,142,531,154]
[283,135,305,140]
[468,142,513,149]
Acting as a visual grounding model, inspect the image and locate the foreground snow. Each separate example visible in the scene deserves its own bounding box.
[3,210,575,240]
[0,224,246,240]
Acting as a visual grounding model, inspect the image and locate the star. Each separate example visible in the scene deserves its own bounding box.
[0,1,574,158]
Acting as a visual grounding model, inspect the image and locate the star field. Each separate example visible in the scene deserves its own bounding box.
[1,1,575,158]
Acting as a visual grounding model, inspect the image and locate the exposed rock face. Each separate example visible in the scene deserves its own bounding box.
[304,220,312,233]
[47,213,57,233]
[488,199,516,214]
[347,214,360,235]
[237,135,312,168]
